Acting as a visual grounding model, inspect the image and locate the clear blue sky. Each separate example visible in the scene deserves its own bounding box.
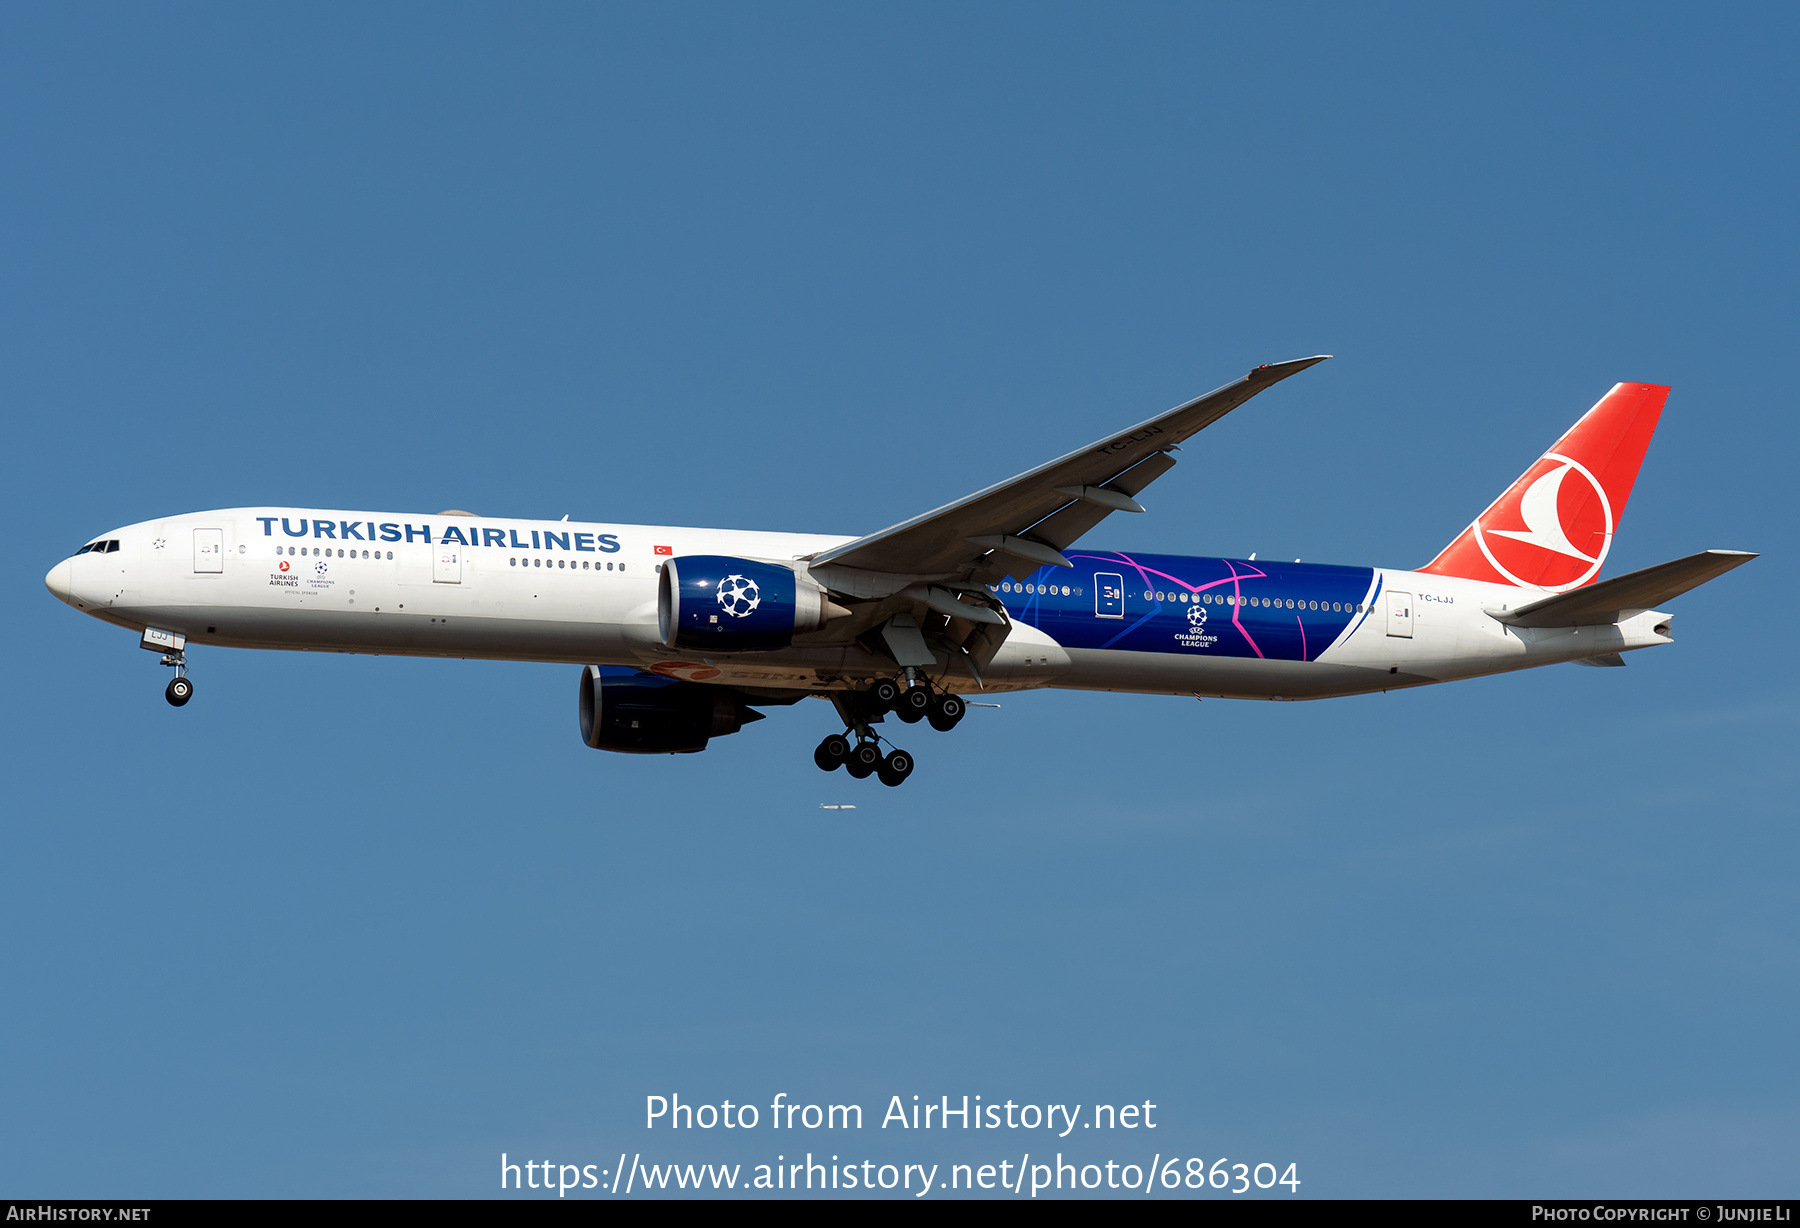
[3,2,1795,1198]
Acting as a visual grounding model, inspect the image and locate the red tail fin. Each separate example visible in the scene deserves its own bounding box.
[1420,382,1668,592]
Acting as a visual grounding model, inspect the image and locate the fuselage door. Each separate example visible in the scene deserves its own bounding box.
[433,541,463,584]
[192,528,224,573]
[1094,572,1124,619]
[1386,589,1413,638]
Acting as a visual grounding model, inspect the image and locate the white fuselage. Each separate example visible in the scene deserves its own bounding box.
[46,506,1675,701]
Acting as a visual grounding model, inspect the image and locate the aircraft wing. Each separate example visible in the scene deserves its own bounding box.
[1494,549,1758,628]
[810,355,1332,580]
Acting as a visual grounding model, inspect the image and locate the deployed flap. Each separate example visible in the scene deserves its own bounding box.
[1493,549,1757,627]
[880,614,937,667]
[812,356,1329,577]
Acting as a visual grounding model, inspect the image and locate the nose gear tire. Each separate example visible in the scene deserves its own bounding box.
[165,677,193,707]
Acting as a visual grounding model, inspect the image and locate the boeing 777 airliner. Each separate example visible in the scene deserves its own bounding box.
[45,357,1754,785]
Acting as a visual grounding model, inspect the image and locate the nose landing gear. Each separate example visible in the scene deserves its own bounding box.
[161,651,192,707]
[141,628,195,708]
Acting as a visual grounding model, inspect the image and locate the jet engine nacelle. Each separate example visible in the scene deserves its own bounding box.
[578,665,763,754]
[658,555,834,652]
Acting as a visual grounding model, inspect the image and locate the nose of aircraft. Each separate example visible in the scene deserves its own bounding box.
[45,559,75,605]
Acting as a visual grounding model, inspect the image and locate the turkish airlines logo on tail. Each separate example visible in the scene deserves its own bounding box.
[1419,382,1667,591]
[1472,451,1612,591]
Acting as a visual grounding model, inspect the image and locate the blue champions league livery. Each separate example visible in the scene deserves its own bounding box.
[1002,553,1378,663]
[44,358,1755,786]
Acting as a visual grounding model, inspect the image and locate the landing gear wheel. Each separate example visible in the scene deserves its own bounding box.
[927,693,965,732]
[165,676,193,707]
[814,733,851,772]
[868,679,900,711]
[896,687,930,723]
[846,741,881,779]
[877,748,914,787]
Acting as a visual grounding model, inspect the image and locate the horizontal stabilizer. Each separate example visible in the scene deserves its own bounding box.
[1493,549,1757,628]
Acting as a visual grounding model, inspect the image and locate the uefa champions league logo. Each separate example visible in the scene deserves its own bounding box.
[1175,595,1215,650]
[315,560,329,576]
[716,574,761,618]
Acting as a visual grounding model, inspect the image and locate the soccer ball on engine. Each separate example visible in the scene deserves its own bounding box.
[716,574,761,618]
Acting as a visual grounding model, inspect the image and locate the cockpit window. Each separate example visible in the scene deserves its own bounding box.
[106,540,119,552]
[74,544,92,555]
[72,540,118,556]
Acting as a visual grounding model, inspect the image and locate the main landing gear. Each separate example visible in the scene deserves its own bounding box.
[812,675,965,787]
[889,673,965,732]
[814,732,913,787]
